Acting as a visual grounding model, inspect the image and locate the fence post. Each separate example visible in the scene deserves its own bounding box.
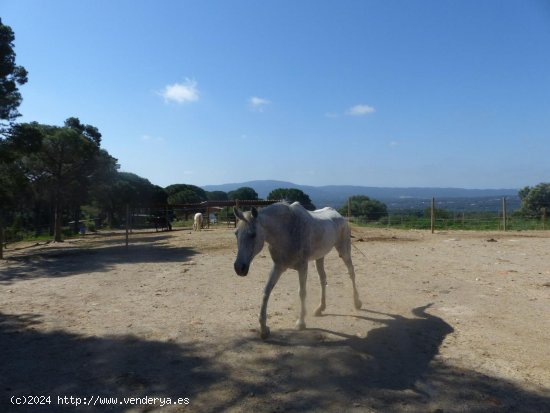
[0,218,4,260]
[125,204,130,248]
[502,197,507,231]
[234,200,239,228]
[431,197,435,234]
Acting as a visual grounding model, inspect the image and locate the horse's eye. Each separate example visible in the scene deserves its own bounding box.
[250,233,256,239]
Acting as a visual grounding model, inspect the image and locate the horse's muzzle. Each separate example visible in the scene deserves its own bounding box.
[234,262,249,277]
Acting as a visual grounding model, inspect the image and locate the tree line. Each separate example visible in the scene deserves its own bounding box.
[0,19,328,244]
[1,18,549,248]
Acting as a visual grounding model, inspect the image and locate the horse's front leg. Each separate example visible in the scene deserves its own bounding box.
[296,263,308,330]
[259,264,284,339]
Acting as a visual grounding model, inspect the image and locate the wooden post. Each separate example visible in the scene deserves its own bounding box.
[234,200,239,228]
[0,218,4,260]
[431,197,435,234]
[165,207,171,231]
[125,204,130,248]
[502,197,507,231]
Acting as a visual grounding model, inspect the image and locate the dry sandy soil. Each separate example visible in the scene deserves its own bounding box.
[1,225,549,412]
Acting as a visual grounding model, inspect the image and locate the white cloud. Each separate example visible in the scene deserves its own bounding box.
[159,79,199,103]
[141,134,165,143]
[389,140,399,147]
[249,96,271,112]
[347,104,375,116]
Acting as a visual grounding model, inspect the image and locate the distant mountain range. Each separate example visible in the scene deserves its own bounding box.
[202,180,521,212]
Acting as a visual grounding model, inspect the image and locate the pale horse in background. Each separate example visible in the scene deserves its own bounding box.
[233,202,363,339]
[193,212,203,231]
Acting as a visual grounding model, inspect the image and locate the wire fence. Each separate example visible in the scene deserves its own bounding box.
[1,199,548,254]
[0,201,270,252]
[349,212,548,231]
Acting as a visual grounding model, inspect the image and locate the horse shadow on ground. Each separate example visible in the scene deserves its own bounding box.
[1,306,549,412]
[0,235,196,285]
[224,304,550,412]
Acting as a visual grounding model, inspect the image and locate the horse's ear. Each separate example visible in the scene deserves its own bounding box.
[251,207,258,218]
[234,207,246,222]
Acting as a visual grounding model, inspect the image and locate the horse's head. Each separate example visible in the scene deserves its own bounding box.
[233,206,265,276]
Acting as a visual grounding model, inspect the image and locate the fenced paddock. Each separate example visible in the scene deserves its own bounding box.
[354,211,549,231]
[1,226,549,412]
[349,197,548,232]
[0,200,278,258]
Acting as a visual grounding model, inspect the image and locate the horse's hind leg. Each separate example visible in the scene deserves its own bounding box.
[314,258,327,316]
[338,242,362,310]
[296,263,308,330]
[346,255,363,309]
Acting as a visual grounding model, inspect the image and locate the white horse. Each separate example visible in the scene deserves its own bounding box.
[193,212,203,231]
[233,202,362,339]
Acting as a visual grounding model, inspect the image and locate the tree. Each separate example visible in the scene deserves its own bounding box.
[519,183,550,216]
[206,191,229,201]
[165,184,207,204]
[0,123,42,257]
[0,19,30,256]
[64,117,102,146]
[0,18,28,128]
[151,185,168,206]
[228,187,258,201]
[267,188,316,210]
[114,172,158,206]
[87,150,120,227]
[340,195,388,222]
[23,123,100,241]
[90,171,160,228]
[0,123,42,203]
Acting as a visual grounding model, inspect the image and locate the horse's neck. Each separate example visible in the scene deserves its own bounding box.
[257,213,279,245]
[259,206,310,248]
[258,207,293,245]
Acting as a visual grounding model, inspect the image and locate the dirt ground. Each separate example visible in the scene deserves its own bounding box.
[1,225,549,412]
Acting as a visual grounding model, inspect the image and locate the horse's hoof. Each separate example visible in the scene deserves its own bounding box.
[260,326,270,339]
[354,299,363,310]
[295,320,306,330]
[314,307,325,317]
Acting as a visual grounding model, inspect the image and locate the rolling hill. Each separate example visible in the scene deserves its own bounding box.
[202,180,520,212]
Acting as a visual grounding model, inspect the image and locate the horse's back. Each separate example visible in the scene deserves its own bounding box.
[287,203,350,260]
[310,206,345,222]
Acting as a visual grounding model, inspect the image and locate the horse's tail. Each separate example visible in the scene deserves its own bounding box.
[335,218,353,258]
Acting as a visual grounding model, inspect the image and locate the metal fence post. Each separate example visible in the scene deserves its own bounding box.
[502,197,507,231]
[431,197,435,234]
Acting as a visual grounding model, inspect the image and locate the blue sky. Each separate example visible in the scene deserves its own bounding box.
[3,0,550,189]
